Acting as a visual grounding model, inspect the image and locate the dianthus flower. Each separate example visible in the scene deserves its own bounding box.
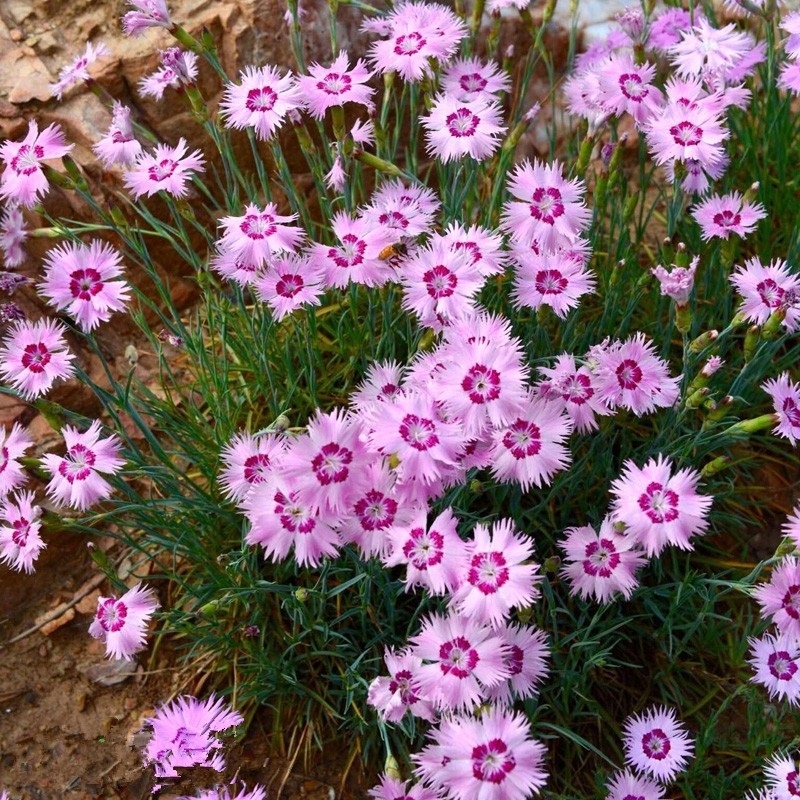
[440,221,507,277]
[217,202,303,268]
[177,784,267,800]
[501,159,591,251]
[413,707,548,800]
[88,582,159,660]
[141,695,243,779]
[124,138,205,200]
[605,770,665,800]
[93,102,143,168]
[218,430,285,504]
[749,632,800,706]
[610,455,713,557]
[561,518,647,603]
[368,774,440,800]
[765,752,800,799]
[441,56,510,102]
[0,491,44,573]
[691,191,766,240]
[731,258,800,331]
[139,47,198,100]
[622,706,694,783]
[651,257,698,306]
[350,360,405,409]
[421,93,506,163]
[783,505,800,550]
[38,239,130,331]
[40,420,125,510]
[484,622,550,705]
[646,7,695,53]
[220,65,303,141]
[361,179,440,238]
[0,205,28,268]
[449,519,541,627]
[0,121,73,209]
[0,422,32,497]
[254,253,326,320]
[596,54,663,126]
[367,647,436,723]
[52,41,110,99]
[0,318,75,399]
[753,557,800,639]
[298,51,375,119]
[122,0,172,36]
[763,372,800,445]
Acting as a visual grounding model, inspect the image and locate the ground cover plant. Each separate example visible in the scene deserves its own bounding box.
[2,0,800,797]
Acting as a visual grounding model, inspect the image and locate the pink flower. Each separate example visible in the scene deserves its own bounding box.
[422,93,506,163]
[593,333,680,415]
[88,582,159,660]
[413,707,548,800]
[783,505,800,550]
[691,191,766,240]
[0,422,32,497]
[622,706,694,783]
[124,138,205,199]
[441,57,510,102]
[484,622,550,705]
[351,360,405,409]
[0,318,75,399]
[488,394,573,490]
[597,54,663,125]
[749,633,800,707]
[0,491,44,573]
[610,455,713,557]
[218,431,285,504]
[0,206,28,267]
[122,0,172,36]
[51,41,110,99]
[367,648,436,723]
[298,51,375,119]
[561,518,646,603]
[753,557,800,639]
[139,48,198,100]
[369,774,440,800]
[501,159,591,251]
[449,519,541,627]
[779,61,800,94]
[732,258,800,331]
[440,221,507,277]
[38,239,130,332]
[765,753,800,800]
[217,202,303,269]
[651,257,698,305]
[0,121,73,209]
[254,253,325,320]
[176,784,266,800]
[220,66,303,141]
[763,373,800,445]
[646,8,695,52]
[93,102,143,168]
[362,179,440,238]
[142,695,243,779]
[324,153,347,193]
[40,420,125,510]
[605,770,665,800]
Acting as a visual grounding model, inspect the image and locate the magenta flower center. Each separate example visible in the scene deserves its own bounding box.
[669,120,702,147]
[462,364,501,404]
[378,210,410,230]
[439,635,479,678]
[311,441,352,485]
[21,342,52,374]
[241,212,277,240]
[468,551,509,594]
[782,398,800,429]
[147,158,177,183]
[503,419,541,459]
[535,268,568,295]
[638,481,680,523]
[0,446,9,474]
[445,107,480,138]
[769,650,798,681]
[562,373,593,404]
[97,598,127,633]
[246,86,278,113]
[394,32,425,56]
[621,795,645,800]
[507,644,524,675]
[388,669,419,705]
[331,233,365,268]
[317,72,352,96]
[10,143,45,176]
[757,278,784,308]
[641,728,671,760]
[423,264,457,298]
[275,273,304,298]
[275,490,316,534]
[529,187,565,225]
[615,358,643,390]
[453,240,481,264]
[354,489,397,531]
[399,413,438,450]
[243,453,271,484]
[403,527,444,568]
[380,382,400,400]
[582,538,621,578]
[459,73,488,94]
[619,72,647,101]
[782,585,800,619]
[471,739,516,783]
[11,518,30,547]
[69,267,104,300]
[787,771,800,796]
[58,442,97,483]
[713,209,741,229]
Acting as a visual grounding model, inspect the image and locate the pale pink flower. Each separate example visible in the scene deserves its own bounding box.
[368,774,440,800]
[298,51,375,119]
[749,633,800,707]
[218,431,285,504]
[779,61,800,94]
[610,455,713,557]
[39,239,130,331]
[0,491,44,573]
[440,222,507,277]
[254,254,326,320]
[0,121,73,209]
[753,557,800,638]
[40,420,125,510]
[88,582,159,660]
[782,11,800,57]
[651,257,698,305]
[422,93,506,163]
[605,770,665,800]
[765,753,800,800]
[763,372,800,445]
[367,648,436,723]
[622,706,694,783]
[124,138,205,200]
[0,205,28,267]
[646,8,695,53]
[502,159,591,250]
[563,69,611,131]
[441,57,510,102]
[93,102,143,168]
[691,191,766,240]
[0,318,75,399]
[362,179,440,238]
[177,784,266,800]
[52,41,110,99]
[122,0,172,36]
[324,154,347,193]
[665,153,729,195]
[731,257,800,331]
[413,707,548,800]
[217,202,303,268]
[783,505,800,550]
[139,48,198,100]
[449,519,541,627]
[220,66,303,141]
[0,422,32,497]
[209,250,263,288]
[142,695,243,779]
[597,54,663,125]
[561,518,646,603]
[350,360,405,409]
[484,622,550,705]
